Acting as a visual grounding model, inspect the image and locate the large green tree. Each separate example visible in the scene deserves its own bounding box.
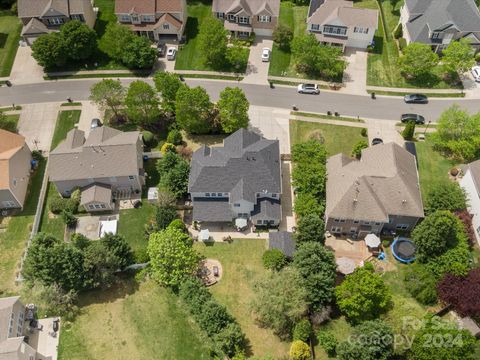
[89,79,125,120]
[217,87,250,133]
[125,80,161,126]
[31,32,66,68]
[424,182,466,215]
[442,38,475,75]
[175,86,213,134]
[101,23,135,60]
[148,227,200,288]
[335,265,392,323]
[121,36,157,69]
[198,17,228,67]
[60,20,97,61]
[273,24,293,51]
[156,152,190,198]
[399,43,439,78]
[153,71,183,114]
[295,213,325,244]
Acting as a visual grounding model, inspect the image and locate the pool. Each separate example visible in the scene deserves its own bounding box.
[391,237,416,263]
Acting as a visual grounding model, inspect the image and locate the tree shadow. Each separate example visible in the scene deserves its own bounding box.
[77,275,140,308]
[372,34,384,55]
[184,17,199,41]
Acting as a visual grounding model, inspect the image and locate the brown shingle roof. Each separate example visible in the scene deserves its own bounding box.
[0,130,26,190]
[115,0,183,14]
[80,183,112,205]
[18,0,92,18]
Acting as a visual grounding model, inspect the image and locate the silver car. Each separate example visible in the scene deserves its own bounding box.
[297,83,320,94]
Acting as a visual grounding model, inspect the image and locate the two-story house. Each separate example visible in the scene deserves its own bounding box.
[115,0,187,41]
[212,0,280,37]
[189,129,282,227]
[400,0,480,53]
[17,0,96,45]
[0,130,31,211]
[306,0,378,51]
[48,126,145,212]
[459,160,480,246]
[326,142,424,239]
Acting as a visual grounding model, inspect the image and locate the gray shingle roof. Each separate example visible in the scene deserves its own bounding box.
[192,198,234,222]
[307,0,378,29]
[212,0,280,17]
[326,142,424,222]
[464,159,480,194]
[268,231,295,257]
[80,183,112,205]
[189,129,281,203]
[251,198,281,221]
[18,0,92,18]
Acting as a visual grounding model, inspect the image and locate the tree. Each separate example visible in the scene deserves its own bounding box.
[213,322,246,357]
[437,268,480,317]
[424,182,466,215]
[291,139,328,164]
[336,320,394,360]
[293,319,312,342]
[198,16,228,67]
[295,213,325,244]
[89,79,125,120]
[399,43,439,78]
[294,193,325,219]
[167,129,183,145]
[121,36,157,69]
[175,86,213,134]
[125,81,161,126]
[154,204,178,230]
[351,140,368,159]
[442,38,475,75]
[335,266,392,323]
[412,210,460,262]
[317,331,337,357]
[217,87,249,133]
[60,20,97,61]
[101,23,135,60]
[153,71,183,114]
[101,233,134,269]
[262,249,287,271]
[289,340,311,360]
[156,152,190,198]
[61,210,77,227]
[404,264,438,305]
[148,227,200,288]
[293,242,337,310]
[410,317,477,360]
[273,24,294,51]
[251,268,308,339]
[402,121,416,140]
[82,241,121,288]
[31,33,66,68]
[226,44,248,72]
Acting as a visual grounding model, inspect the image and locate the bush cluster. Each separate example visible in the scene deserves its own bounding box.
[49,189,80,214]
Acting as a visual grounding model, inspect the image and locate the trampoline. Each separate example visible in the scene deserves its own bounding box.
[391,237,416,263]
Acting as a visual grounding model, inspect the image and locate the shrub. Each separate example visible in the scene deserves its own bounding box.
[262,249,287,271]
[402,121,415,140]
[142,130,155,146]
[167,129,183,145]
[32,150,43,161]
[289,340,310,360]
[404,264,438,305]
[61,210,77,227]
[160,142,176,154]
[317,331,337,357]
[398,37,407,51]
[273,24,293,51]
[154,205,178,231]
[351,140,368,159]
[49,196,66,214]
[425,182,466,215]
[455,209,476,246]
[0,113,17,132]
[475,52,480,63]
[168,218,187,233]
[394,23,403,39]
[360,128,367,137]
[213,322,246,357]
[437,268,480,317]
[293,319,312,342]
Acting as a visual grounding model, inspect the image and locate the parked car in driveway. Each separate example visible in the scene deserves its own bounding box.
[261,48,271,62]
[471,66,480,82]
[167,47,177,60]
[401,114,425,124]
[90,118,102,129]
[371,138,383,146]
[404,94,428,104]
[297,83,320,94]
[157,43,166,57]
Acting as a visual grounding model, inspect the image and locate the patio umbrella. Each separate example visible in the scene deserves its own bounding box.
[336,257,356,275]
[199,229,210,241]
[235,218,248,229]
[365,233,381,248]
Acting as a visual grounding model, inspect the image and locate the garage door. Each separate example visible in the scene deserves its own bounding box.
[254,28,273,37]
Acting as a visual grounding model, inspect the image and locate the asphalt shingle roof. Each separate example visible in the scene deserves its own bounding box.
[192,198,234,222]
[268,231,295,258]
[212,0,280,17]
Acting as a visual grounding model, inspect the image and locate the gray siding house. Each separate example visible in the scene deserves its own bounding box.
[189,129,282,226]
[326,142,424,239]
[48,126,145,212]
[400,0,480,53]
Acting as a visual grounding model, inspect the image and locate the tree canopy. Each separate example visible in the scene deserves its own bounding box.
[424,181,466,215]
[295,213,325,244]
[273,24,293,51]
[175,85,213,134]
[198,16,228,67]
[156,151,190,198]
[31,32,66,68]
[125,80,161,126]
[89,79,125,119]
[61,20,97,60]
[399,43,439,78]
[153,71,183,114]
[217,87,250,133]
[442,38,475,75]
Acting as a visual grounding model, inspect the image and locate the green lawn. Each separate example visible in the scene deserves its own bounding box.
[290,120,367,156]
[50,110,81,151]
[0,11,21,77]
[0,113,20,132]
[365,0,460,89]
[194,239,290,358]
[415,137,456,201]
[58,279,211,360]
[38,183,66,241]
[0,158,46,294]
[268,2,309,78]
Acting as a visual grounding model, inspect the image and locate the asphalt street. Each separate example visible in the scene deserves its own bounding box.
[1,78,479,122]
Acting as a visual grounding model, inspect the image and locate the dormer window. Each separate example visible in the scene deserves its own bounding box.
[228,14,235,21]
[432,32,440,39]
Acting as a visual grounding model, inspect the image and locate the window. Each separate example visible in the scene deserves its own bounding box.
[94,204,101,209]
[350,227,357,233]
[354,27,369,34]
[217,193,222,196]
[211,193,216,197]
[48,17,65,25]
[353,220,360,224]
[331,227,342,233]
[120,15,130,22]
[271,193,277,198]
[396,224,409,230]
[363,221,370,225]
[234,203,240,207]
[100,204,107,209]
[263,220,269,225]
[206,193,210,197]
[143,15,154,22]
[163,23,170,30]
[88,204,95,210]
[432,32,440,39]
[71,14,83,21]
[257,220,262,225]
[311,24,320,31]
[258,15,270,23]
[339,219,346,223]
[238,17,249,24]
[374,222,381,226]
[2,201,16,208]
[334,218,340,223]
[129,175,135,180]
[238,31,250,37]
[228,14,235,21]
[217,12,225,19]
[323,25,347,36]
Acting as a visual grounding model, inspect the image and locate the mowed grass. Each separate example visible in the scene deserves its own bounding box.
[290,120,367,156]
[0,11,21,77]
[0,113,20,132]
[269,2,308,77]
[194,239,290,358]
[0,158,46,294]
[38,183,66,241]
[50,110,81,150]
[415,137,456,201]
[58,279,211,360]
[118,203,155,256]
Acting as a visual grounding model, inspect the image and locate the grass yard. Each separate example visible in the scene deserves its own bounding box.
[58,279,211,360]
[0,158,46,294]
[0,11,21,77]
[50,110,81,150]
[38,183,66,241]
[290,120,367,156]
[175,2,249,72]
[194,239,290,358]
[268,2,309,78]
[117,203,155,258]
[415,137,456,201]
[0,113,20,132]
[183,131,226,151]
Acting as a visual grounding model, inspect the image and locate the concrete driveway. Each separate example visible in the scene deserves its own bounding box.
[17,102,59,153]
[341,48,368,95]
[78,101,102,135]
[248,105,291,154]
[9,45,45,84]
[366,118,404,146]
[155,44,177,72]
[243,37,273,85]
[279,161,296,232]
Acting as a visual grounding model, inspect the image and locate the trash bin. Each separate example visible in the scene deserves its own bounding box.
[371,92,376,99]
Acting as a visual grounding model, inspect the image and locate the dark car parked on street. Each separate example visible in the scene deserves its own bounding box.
[401,113,425,125]
[404,94,428,104]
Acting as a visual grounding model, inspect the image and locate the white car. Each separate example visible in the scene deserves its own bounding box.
[471,66,480,82]
[297,83,320,94]
[167,47,177,60]
[261,47,271,62]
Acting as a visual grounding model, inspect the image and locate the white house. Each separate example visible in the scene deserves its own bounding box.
[459,160,480,245]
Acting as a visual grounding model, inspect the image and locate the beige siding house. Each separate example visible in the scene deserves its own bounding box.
[48,126,145,212]
[17,0,96,45]
[459,160,480,246]
[326,142,424,239]
[212,0,280,37]
[0,130,31,211]
[115,0,187,41]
